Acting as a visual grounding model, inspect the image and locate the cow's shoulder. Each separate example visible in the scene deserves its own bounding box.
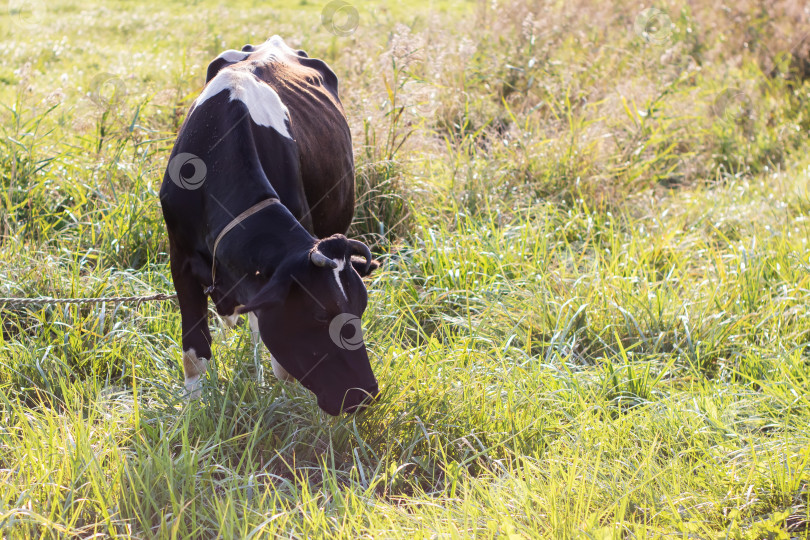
[191,67,292,140]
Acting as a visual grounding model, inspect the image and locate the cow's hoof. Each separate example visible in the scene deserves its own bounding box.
[184,376,203,399]
[182,349,209,399]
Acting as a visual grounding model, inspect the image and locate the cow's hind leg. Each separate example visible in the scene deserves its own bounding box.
[170,253,212,398]
[248,313,293,383]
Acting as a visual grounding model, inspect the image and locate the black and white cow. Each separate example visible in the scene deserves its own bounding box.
[159,36,379,415]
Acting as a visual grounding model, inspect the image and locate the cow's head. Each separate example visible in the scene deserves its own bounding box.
[239,234,378,415]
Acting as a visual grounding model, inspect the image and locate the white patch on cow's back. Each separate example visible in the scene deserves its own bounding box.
[214,36,290,68]
[194,69,291,139]
[216,49,250,63]
[264,35,297,55]
[232,36,293,66]
[332,258,348,300]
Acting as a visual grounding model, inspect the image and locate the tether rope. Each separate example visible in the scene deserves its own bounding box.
[0,292,178,308]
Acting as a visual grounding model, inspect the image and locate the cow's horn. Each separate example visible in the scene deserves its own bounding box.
[310,249,338,269]
[347,239,372,274]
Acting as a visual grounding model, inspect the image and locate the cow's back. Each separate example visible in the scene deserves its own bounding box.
[259,53,354,237]
[207,38,355,238]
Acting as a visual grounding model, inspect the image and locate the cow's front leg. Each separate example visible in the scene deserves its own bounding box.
[171,255,212,398]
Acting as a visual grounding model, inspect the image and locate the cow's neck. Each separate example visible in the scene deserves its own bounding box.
[210,196,314,282]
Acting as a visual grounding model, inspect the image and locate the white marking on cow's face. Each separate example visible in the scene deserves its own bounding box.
[332,258,348,301]
[194,70,291,138]
[183,348,209,398]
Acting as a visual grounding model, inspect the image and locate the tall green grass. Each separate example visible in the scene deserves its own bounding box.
[0,0,809,537]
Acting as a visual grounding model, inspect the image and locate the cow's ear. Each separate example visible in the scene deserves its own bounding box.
[351,257,380,277]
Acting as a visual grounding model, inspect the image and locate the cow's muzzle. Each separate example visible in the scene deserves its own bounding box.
[319,383,379,415]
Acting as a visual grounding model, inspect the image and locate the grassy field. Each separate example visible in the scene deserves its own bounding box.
[1,0,810,537]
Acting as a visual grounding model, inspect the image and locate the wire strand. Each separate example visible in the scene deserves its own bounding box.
[0,293,178,308]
